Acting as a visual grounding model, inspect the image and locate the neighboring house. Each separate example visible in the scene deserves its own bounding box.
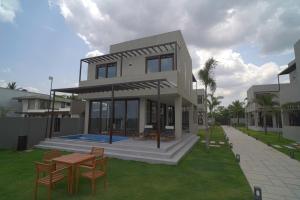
[278,39,300,141]
[13,94,71,118]
[0,87,43,117]
[245,84,282,132]
[51,30,199,139]
[195,89,205,128]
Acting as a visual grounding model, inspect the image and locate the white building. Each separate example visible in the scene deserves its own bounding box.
[245,84,282,132]
[278,39,300,141]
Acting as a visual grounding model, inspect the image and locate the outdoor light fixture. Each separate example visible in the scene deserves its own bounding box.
[254,186,262,200]
[229,143,233,149]
[235,154,240,163]
[289,151,295,159]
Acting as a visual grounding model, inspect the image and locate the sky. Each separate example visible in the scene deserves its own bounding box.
[0,0,299,105]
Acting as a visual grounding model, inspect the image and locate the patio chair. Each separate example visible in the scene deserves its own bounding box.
[77,157,108,194]
[80,147,105,168]
[161,125,175,140]
[43,150,63,169]
[143,125,155,139]
[34,162,70,200]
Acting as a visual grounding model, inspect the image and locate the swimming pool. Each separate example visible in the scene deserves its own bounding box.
[61,134,128,143]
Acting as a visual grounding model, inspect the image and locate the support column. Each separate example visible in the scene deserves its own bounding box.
[188,105,193,134]
[254,111,259,127]
[156,80,161,148]
[139,98,146,133]
[175,96,182,138]
[109,85,114,144]
[84,100,90,134]
[49,91,56,138]
[272,112,277,128]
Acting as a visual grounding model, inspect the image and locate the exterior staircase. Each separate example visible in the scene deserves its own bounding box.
[35,134,199,165]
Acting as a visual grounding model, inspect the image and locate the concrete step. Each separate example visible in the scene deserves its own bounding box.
[35,134,199,165]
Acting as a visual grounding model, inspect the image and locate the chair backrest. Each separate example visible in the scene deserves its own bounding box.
[35,162,55,179]
[95,157,108,173]
[43,150,62,162]
[165,126,174,130]
[90,147,104,159]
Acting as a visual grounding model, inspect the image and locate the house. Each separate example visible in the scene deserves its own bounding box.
[13,94,71,118]
[245,84,282,132]
[50,30,198,141]
[278,39,300,141]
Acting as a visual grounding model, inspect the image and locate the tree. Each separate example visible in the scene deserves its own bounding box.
[228,100,244,126]
[7,82,17,90]
[254,93,279,134]
[198,57,217,150]
[207,94,223,123]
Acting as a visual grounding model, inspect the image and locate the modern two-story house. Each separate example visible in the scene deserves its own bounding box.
[50,31,199,147]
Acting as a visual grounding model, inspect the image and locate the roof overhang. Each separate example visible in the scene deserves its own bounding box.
[278,60,296,75]
[52,79,177,94]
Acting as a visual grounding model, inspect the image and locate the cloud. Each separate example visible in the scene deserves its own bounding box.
[43,25,56,32]
[22,86,41,93]
[51,0,300,54]
[85,50,103,58]
[49,0,299,105]
[0,0,20,23]
[0,80,7,87]
[1,67,11,73]
[191,47,286,105]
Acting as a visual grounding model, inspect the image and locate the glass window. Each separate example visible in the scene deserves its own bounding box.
[97,65,106,78]
[90,101,101,133]
[126,100,139,135]
[160,55,173,71]
[107,63,117,78]
[288,111,300,126]
[147,58,159,73]
[28,100,35,109]
[197,95,203,104]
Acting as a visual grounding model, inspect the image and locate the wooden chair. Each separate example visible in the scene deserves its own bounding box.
[80,147,104,168]
[161,125,175,140]
[77,157,108,194]
[34,162,70,200]
[43,150,63,169]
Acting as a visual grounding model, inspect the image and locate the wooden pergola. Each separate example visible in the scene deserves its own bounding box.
[78,41,178,82]
[49,79,177,148]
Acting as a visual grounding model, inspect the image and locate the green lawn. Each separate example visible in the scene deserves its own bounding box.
[0,127,252,200]
[237,127,300,161]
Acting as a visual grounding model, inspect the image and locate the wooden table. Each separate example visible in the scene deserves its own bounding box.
[52,153,95,194]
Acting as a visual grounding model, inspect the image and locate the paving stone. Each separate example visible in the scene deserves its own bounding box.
[272,145,282,148]
[284,145,296,150]
[210,141,216,144]
[219,141,225,144]
[209,144,220,148]
[222,126,300,200]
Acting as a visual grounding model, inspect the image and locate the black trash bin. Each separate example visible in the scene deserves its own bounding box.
[17,135,28,151]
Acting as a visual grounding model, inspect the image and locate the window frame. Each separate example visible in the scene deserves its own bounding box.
[145,53,174,73]
[96,62,117,79]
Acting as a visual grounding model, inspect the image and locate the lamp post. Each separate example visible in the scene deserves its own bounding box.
[44,76,53,138]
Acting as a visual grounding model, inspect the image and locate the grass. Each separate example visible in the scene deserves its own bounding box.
[0,127,252,200]
[237,127,300,161]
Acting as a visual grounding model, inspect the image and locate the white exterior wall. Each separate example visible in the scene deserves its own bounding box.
[279,40,300,142]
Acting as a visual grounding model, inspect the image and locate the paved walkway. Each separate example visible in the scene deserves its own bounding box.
[222,126,300,200]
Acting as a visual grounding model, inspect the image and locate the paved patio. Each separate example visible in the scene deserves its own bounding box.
[222,126,300,200]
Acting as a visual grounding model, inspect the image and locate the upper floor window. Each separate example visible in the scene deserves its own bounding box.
[28,100,35,109]
[197,95,203,104]
[146,54,173,73]
[96,62,117,79]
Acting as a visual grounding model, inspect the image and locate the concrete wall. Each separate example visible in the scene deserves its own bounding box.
[282,126,300,142]
[0,117,84,149]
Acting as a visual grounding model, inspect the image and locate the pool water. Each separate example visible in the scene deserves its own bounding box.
[61,134,128,143]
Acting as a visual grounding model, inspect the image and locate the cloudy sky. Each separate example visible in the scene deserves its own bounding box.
[0,0,299,105]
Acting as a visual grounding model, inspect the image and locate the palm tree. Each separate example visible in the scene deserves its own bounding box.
[198,57,217,150]
[228,100,244,126]
[207,94,223,123]
[254,93,279,134]
[7,82,17,90]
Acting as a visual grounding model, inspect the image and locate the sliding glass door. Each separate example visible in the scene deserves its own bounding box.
[89,99,139,136]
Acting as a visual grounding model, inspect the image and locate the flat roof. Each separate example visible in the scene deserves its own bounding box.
[52,79,176,94]
[279,60,296,75]
[81,41,177,64]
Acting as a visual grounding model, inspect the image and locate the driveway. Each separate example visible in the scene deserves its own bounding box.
[222,126,300,200]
